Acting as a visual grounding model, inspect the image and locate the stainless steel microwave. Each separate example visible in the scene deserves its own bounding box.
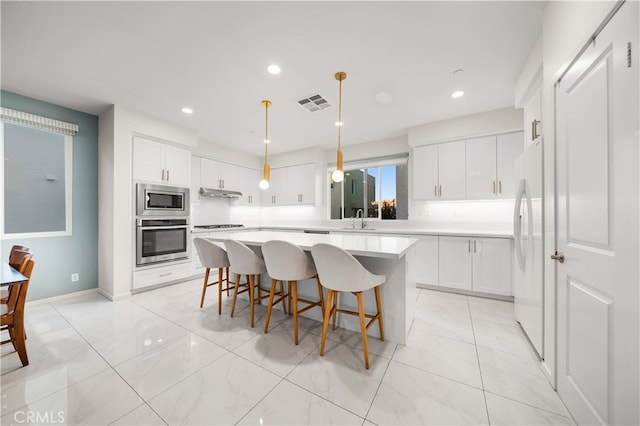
[136,183,190,217]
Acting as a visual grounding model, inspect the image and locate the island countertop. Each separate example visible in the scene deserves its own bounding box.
[204,230,418,259]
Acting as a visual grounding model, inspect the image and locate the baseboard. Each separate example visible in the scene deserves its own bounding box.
[26,288,99,306]
[416,283,514,302]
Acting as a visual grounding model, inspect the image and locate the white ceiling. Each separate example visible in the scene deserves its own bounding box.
[1,1,544,156]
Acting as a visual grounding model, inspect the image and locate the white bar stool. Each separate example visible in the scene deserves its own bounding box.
[224,239,267,328]
[311,243,385,369]
[262,240,324,345]
[193,238,231,314]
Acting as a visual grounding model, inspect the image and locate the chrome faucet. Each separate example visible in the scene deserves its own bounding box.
[356,209,366,229]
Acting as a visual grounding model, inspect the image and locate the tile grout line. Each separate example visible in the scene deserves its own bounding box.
[468,295,493,425]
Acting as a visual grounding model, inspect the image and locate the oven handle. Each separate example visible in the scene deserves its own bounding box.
[138,225,189,231]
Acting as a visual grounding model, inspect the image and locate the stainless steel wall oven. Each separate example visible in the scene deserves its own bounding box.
[136,218,190,265]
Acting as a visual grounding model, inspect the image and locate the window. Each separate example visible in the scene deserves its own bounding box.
[1,108,76,238]
[329,158,408,220]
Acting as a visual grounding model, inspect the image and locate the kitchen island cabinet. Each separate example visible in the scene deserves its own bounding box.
[205,230,418,344]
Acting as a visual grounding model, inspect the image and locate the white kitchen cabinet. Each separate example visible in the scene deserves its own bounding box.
[495,132,523,198]
[288,163,317,205]
[414,235,439,286]
[261,167,287,205]
[239,167,261,206]
[133,261,191,290]
[133,137,191,186]
[191,155,201,203]
[438,236,512,295]
[466,132,522,199]
[413,141,465,200]
[200,158,243,191]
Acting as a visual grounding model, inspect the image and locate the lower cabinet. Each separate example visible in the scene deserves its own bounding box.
[438,236,512,296]
[133,262,191,290]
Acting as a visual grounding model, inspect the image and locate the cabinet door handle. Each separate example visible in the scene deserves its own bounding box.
[434,185,438,197]
[468,240,471,252]
[222,180,225,188]
[162,169,165,182]
[473,240,477,253]
[166,170,170,182]
[493,181,496,194]
[439,185,442,197]
[499,180,502,194]
[532,120,540,140]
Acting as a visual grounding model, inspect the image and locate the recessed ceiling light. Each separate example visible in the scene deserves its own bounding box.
[267,64,281,75]
[451,91,465,99]
[375,91,393,104]
[182,107,194,114]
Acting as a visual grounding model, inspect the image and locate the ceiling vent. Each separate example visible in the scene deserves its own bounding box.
[297,94,331,112]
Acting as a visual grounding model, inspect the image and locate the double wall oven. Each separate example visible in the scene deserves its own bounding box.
[136,183,191,266]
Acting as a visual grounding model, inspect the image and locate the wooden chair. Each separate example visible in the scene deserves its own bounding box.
[262,240,324,345]
[311,243,385,369]
[1,256,35,367]
[193,238,231,313]
[2,245,31,303]
[224,239,268,328]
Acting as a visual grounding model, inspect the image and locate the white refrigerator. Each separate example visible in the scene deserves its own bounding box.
[513,140,544,358]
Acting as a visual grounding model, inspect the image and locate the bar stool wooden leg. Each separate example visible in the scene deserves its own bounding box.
[332,292,339,330]
[320,289,334,356]
[264,278,278,333]
[200,267,210,308]
[279,281,288,314]
[225,267,230,296]
[257,274,262,304]
[356,292,370,369]
[375,285,384,341]
[217,267,223,315]
[316,277,325,311]
[248,275,256,328]
[291,281,299,345]
[231,273,241,317]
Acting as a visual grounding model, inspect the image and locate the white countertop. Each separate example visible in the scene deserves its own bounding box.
[192,225,513,238]
[204,230,418,259]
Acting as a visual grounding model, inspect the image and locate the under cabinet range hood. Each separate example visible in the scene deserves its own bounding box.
[199,187,243,198]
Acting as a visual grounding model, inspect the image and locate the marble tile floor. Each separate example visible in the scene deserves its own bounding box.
[1,280,576,425]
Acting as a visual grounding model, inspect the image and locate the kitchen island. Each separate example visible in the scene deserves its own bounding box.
[205,230,418,344]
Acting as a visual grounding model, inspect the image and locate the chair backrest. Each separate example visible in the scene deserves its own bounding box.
[262,240,316,281]
[224,239,266,275]
[9,245,30,270]
[311,243,383,292]
[5,257,35,318]
[193,238,229,268]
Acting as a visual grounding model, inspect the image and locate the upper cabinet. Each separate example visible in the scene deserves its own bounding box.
[133,137,191,187]
[200,158,243,190]
[238,167,261,206]
[413,141,465,200]
[261,163,317,206]
[466,132,523,199]
[414,131,523,201]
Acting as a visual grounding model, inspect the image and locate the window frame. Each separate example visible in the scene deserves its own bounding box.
[1,121,74,239]
[327,154,408,222]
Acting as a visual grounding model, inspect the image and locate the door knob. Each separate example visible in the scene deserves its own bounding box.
[551,252,565,263]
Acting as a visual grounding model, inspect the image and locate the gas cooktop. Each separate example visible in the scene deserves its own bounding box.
[193,224,245,229]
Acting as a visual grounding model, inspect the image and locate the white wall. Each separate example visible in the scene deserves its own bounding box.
[541,0,617,388]
[98,105,198,300]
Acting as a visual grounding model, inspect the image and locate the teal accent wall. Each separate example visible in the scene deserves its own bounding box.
[1,90,99,300]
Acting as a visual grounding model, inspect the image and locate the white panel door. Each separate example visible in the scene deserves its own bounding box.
[466,136,496,199]
[413,145,438,200]
[555,2,638,424]
[437,141,466,199]
[496,132,524,198]
[163,145,191,187]
[472,238,512,296]
[438,236,472,290]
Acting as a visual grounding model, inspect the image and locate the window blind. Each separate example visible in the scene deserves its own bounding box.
[1,107,79,136]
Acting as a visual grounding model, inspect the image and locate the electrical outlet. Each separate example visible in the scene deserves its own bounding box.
[71,273,79,282]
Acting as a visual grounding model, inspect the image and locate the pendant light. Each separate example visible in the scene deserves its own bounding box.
[331,71,347,183]
[259,99,271,190]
